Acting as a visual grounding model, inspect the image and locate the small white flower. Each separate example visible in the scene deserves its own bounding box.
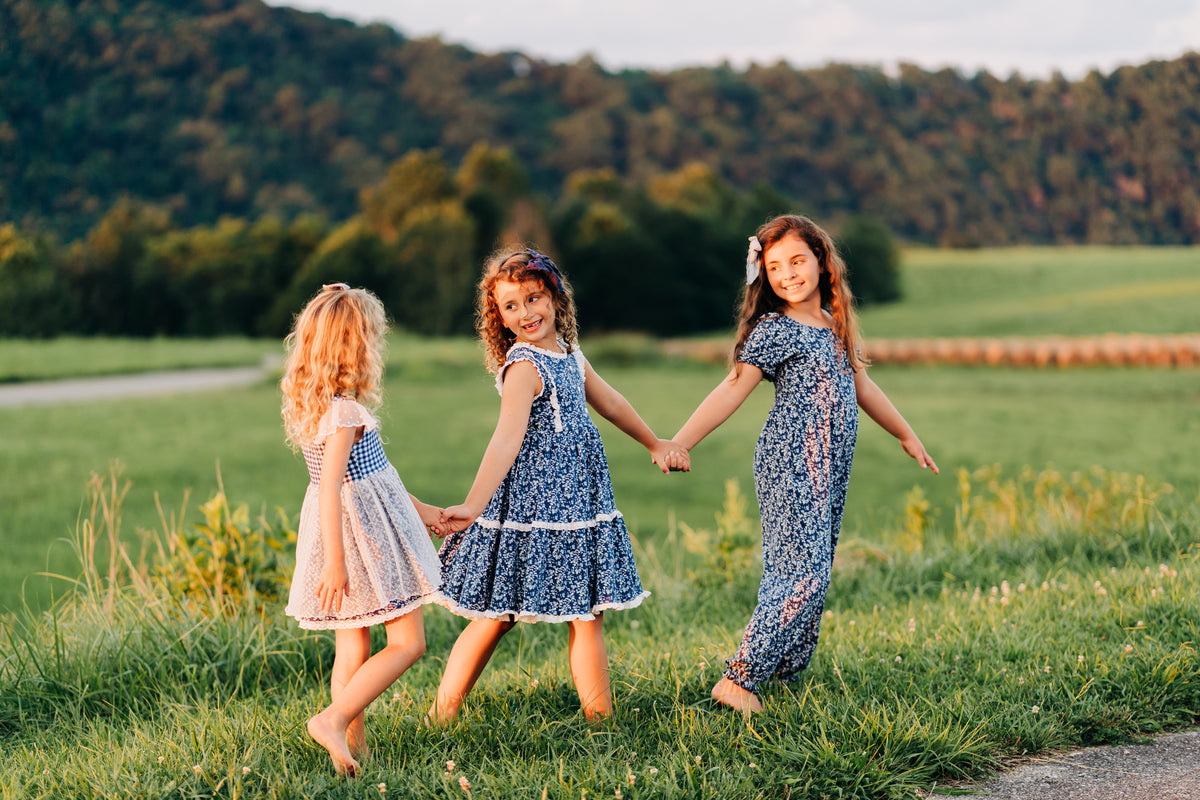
[1124,644,1133,653]
[695,756,702,764]
[446,760,455,773]
[648,767,658,775]
[849,620,855,626]
[749,762,757,769]
[627,774,636,786]
[615,788,623,800]
[391,692,401,703]
[1078,654,1085,664]
[1031,705,1040,713]
[458,775,471,791]
[633,708,640,713]
[629,620,640,629]
[1044,665,1051,673]
[42,769,50,775]
[193,765,202,774]
[157,756,165,764]
[242,766,251,775]
[530,679,539,689]
[378,783,387,794]
[894,655,903,663]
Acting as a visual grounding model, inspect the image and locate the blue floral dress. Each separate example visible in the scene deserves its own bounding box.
[724,313,858,693]
[285,396,445,630]
[438,342,649,623]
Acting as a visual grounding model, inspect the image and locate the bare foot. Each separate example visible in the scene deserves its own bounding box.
[425,701,459,728]
[307,711,360,777]
[711,677,763,714]
[347,722,369,762]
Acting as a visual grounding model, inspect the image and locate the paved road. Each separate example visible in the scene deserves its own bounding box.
[949,730,1199,800]
[0,366,269,408]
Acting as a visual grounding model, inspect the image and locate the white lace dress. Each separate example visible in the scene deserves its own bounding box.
[284,396,445,630]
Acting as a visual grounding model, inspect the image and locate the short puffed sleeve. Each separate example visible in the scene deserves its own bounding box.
[737,314,789,381]
[315,396,378,440]
[495,349,546,398]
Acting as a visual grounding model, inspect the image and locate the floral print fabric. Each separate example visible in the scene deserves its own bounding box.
[724,313,858,692]
[285,396,445,630]
[438,342,649,623]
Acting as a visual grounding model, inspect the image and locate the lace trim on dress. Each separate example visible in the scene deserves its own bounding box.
[292,589,447,630]
[497,343,570,433]
[315,396,378,441]
[474,510,624,532]
[438,590,649,624]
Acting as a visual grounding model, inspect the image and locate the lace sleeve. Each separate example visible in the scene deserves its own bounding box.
[315,396,379,440]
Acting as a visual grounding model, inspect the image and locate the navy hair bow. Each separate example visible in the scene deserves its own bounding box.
[525,249,564,291]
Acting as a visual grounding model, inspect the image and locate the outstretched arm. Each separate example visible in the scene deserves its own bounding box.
[854,369,939,473]
[439,361,539,533]
[582,358,689,473]
[316,424,358,613]
[672,365,763,452]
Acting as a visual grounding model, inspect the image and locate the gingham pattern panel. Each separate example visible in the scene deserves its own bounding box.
[302,428,390,485]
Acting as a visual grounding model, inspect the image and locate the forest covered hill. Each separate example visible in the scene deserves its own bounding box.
[3,0,1199,245]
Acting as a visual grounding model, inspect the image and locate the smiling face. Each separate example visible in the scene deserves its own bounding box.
[762,232,823,314]
[494,277,559,350]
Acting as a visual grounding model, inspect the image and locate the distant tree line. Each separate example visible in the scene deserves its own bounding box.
[2,0,1198,246]
[0,147,899,338]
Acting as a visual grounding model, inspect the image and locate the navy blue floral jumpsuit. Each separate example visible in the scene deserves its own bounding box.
[724,313,857,693]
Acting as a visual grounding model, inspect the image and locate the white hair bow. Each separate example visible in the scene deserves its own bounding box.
[745,236,762,285]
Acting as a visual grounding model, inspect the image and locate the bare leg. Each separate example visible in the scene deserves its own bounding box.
[711,676,763,714]
[428,617,515,724]
[331,627,372,760]
[567,614,612,720]
[308,609,427,776]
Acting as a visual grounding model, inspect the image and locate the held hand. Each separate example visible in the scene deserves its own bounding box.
[901,435,939,474]
[436,504,478,537]
[650,438,691,473]
[316,560,350,614]
[415,502,447,536]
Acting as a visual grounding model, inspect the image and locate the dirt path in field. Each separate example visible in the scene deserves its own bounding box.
[942,730,1199,799]
[0,364,270,408]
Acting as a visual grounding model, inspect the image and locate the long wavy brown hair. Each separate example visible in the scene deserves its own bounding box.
[281,284,387,448]
[733,214,866,374]
[477,248,579,374]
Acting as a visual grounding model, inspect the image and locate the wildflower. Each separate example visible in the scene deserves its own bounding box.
[1041,581,1050,591]
[1017,583,1026,593]
[446,760,455,773]
[1031,705,1040,713]
[649,767,659,775]
[458,775,471,791]
[615,788,623,800]
[1001,581,1010,597]
[695,756,702,765]
[1044,665,1051,673]
[1078,654,1085,664]
[825,609,833,618]
[629,620,640,629]
[627,774,636,786]
[193,765,202,774]
[530,679,539,689]
[242,766,251,775]
[1124,644,1133,653]
[42,769,50,775]
[1136,620,1144,628]
[391,692,401,703]
[895,655,903,663]
[1000,596,1009,606]
[157,756,165,764]
[990,586,998,595]
[1018,677,1025,685]
[698,662,708,670]
[633,708,640,713]
[749,763,757,769]
[378,783,387,794]
[849,620,855,626]
[907,618,916,633]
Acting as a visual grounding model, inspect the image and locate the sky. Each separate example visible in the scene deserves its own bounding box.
[269,0,1200,78]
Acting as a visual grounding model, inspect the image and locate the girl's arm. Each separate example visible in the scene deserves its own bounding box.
[672,366,763,451]
[854,369,939,473]
[582,358,689,473]
[440,361,540,532]
[316,424,359,613]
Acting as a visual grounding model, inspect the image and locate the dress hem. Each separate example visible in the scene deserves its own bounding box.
[288,589,448,631]
[440,590,649,624]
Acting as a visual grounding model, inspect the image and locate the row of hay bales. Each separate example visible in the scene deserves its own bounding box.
[660,335,1200,367]
[864,335,1200,367]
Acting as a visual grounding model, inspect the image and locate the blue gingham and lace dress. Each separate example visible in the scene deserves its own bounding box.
[285,396,445,630]
[724,313,858,692]
[438,341,649,623]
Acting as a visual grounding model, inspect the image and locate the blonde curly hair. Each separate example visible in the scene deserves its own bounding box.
[477,248,579,374]
[281,284,387,448]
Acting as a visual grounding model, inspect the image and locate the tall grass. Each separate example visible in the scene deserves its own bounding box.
[2,464,1195,799]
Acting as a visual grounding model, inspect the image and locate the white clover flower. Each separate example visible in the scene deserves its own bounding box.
[629,620,640,629]
[242,766,251,775]
[1031,705,1040,713]
[1044,665,1051,673]
[627,774,636,786]
[895,655,903,663]
[193,765,202,774]
[1078,654,1085,663]
[648,767,659,775]
[446,760,455,773]
[391,692,401,703]
[530,679,539,689]
[749,762,757,769]
[458,775,471,791]
[157,756,165,764]
[1124,644,1133,653]
[378,783,387,794]
[695,756,702,764]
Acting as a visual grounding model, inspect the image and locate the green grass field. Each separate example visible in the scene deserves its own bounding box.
[0,336,279,383]
[0,245,1197,798]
